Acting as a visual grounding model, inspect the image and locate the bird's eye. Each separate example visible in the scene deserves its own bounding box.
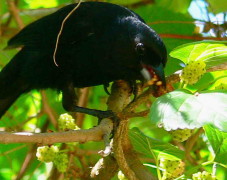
[135,43,145,55]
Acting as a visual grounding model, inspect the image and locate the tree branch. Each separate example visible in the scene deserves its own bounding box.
[91,156,119,180]
[108,81,156,180]
[0,118,113,144]
[207,62,227,72]
[75,87,90,127]
[6,0,24,29]
[160,33,227,41]
[123,86,155,113]
[40,91,58,128]
[112,81,156,180]
[185,128,204,165]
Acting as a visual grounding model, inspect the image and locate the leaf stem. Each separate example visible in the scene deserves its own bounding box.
[202,161,213,166]
[178,80,185,89]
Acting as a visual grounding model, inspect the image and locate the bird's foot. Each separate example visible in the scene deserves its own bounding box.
[103,83,111,95]
[95,110,115,120]
[72,106,114,119]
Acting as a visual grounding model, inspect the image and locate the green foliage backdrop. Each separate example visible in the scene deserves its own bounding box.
[0,0,226,179]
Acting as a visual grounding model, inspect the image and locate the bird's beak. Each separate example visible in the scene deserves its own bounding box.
[140,63,166,86]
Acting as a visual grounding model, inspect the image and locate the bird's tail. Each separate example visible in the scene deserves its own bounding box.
[0,51,29,119]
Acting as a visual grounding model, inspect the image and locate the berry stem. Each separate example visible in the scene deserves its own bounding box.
[178,80,185,89]
[212,163,217,177]
[201,161,214,166]
[156,154,162,180]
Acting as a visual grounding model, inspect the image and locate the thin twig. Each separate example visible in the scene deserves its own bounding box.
[160,33,227,40]
[0,144,27,156]
[149,20,205,25]
[53,0,82,67]
[207,62,227,72]
[123,87,155,113]
[75,88,90,127]
[185,128,204,165]
[125,110,150,118]
[6,0,24,29]
[40,91,58,128]
[15,146,37,180]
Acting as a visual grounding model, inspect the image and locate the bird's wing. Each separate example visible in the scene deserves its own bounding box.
[6,2,142,50]
[6,4,95,50]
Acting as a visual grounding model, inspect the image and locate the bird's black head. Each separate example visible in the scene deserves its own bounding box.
[120,17,167,86]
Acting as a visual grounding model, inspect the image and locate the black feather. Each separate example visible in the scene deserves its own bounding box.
[0,2,167,118]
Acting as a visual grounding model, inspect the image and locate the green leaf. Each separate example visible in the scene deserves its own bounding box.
[106,0,140,5]
[204,125,227,165]
[24,0,58,9]
[150,89,227,132]
[170,41,227,68]
[129,128,184,159]
[207,0,227,14]
[157,0,192,14]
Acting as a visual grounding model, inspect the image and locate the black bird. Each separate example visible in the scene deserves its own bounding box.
[0,2,167,119]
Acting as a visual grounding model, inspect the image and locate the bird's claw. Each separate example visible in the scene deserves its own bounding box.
[96,110,115,120]
[103,83,111,95]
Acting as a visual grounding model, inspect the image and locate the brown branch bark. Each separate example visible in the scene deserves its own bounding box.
[125,110,150,118]
[91,81,133,179]
[91,157,119,180]
[207,62,227,72]
[40,91,58,128]
[185,128,204,165]
[109,81,139,180]
[91,80,160,180]
[148,20,205,25]
[0,118,113,144]
[125,151,156,180]
[6,0,24,29]
[111,81,156,180]
[113,120,138,180]
[160,33,227,41]
[123,86,155,113]
[91,81,156,180]
[75,87,90,127]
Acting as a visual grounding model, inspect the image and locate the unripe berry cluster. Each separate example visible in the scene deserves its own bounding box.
[169,128,194,142]
[180,60,206,85]
[215,83,227,90]
[118,171,128,180]
[36,145,69,173]
[53,153,69,173]
[36,145,59,163]
[58,113,79,131]
[192,171,217,180]
[159,158,185,179]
